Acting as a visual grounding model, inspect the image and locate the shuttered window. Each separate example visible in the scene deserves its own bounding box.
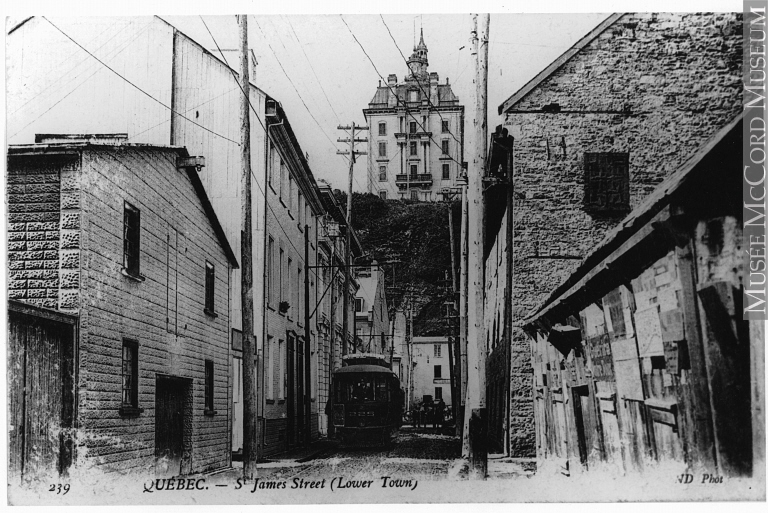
[584,152,630,214]
[204,359,214,413]
[122,340,138,408]
[205,262,215,315]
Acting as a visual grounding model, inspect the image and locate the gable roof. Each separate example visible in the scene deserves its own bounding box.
[7,142,239,268]
[498,13,623,115]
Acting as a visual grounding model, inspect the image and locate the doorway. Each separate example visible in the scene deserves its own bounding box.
[155,376,192,476]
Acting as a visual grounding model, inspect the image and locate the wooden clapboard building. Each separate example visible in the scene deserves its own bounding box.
[522,115,765,482]
[7,137,237,478]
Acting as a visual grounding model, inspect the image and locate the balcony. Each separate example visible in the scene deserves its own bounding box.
[395,174,433,186]
[394,131,431,140]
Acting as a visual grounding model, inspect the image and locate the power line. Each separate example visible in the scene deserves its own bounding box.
[41,17,240,146]
[283,16,342,124]
[379,15,462,147]
[340,15,464,171]
[252,17,367,194]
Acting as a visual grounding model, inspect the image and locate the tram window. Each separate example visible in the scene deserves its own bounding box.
[375,378,388,402]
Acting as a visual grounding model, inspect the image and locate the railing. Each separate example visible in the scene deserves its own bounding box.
[395,173,433,184]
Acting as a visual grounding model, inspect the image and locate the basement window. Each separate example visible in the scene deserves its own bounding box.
[583,152,630,215]
[205,359,216,415]
[119,339,143,416]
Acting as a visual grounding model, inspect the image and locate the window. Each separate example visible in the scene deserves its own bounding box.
[379,190,387,200]
[204,261,215,315]
[266,336,275,401]
[442,163,450,180]
[287,258,293,315]
[268,237,275,306]
[409,121,417,134]
[441,140,449,155]
[434,344,441,358]
[409,90,419,102]
[410,141,417,156]
[410,190,419,201]
[204,359,215,414]
[435,387,443,400]
[297,267,302,320]
[121,339,139,410]
[442,120,450,133]
[279,248,285,304]
[584,152,630,214]
[410,164,418,176]
[278,339,285,400]
[288,175,294,212]
[379,166,387,182]
[378,142,387,157]
[355,297,363,312]
[268,143,276,188]
[378,122,386,136]
[298,192,303,225]
[279,160,286,198]
[434,365,442,379]
[123,202,141,276]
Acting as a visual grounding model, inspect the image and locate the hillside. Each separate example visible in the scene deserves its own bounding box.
[334,191,461,336]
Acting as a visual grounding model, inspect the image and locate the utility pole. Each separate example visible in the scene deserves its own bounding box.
[239,13,258,481]
[459,173,469,449]
[304,224,311,447]
[465,13,489,479]
[337,123,368,357]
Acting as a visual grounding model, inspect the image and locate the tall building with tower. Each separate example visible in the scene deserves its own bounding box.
[363,30,465,202]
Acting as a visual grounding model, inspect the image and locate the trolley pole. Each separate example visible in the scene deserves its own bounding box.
[239,13,258,481]
[337,123,368,357]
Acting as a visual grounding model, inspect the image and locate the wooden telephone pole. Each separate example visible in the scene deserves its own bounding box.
[239,14,258,480]
[337,123,368,356]
[465,13,489,479]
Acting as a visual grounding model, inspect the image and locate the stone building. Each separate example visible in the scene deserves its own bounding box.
[523,115,764,488]
[315,184,363,435]
[484,12,743,458]
[363,29,465,202]
[7,137,237,477]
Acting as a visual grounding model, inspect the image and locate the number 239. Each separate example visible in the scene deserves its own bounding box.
[49,483,70,495]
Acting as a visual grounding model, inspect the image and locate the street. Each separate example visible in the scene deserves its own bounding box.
[221,428,534,485]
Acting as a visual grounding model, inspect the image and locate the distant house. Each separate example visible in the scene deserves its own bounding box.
[485,12,743,457]
[7,136,237,477]
[354,261,391,355]
[409,336,453,409]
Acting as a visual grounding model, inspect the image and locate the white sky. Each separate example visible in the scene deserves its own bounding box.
[5,0,743,192]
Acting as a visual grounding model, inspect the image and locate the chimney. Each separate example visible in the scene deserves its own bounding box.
[387,74,398,108]
[446,77,450,85]
[430,72,439,105]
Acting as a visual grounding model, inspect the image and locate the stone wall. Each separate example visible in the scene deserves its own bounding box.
[496,12,743,458]
[73,147,232,474]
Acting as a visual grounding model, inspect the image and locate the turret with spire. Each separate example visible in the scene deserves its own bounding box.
[407,28,429,79]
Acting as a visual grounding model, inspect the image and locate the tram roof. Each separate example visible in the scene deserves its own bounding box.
[334,364,397,376]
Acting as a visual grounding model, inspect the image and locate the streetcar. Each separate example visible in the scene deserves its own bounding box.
[331,360,403,447]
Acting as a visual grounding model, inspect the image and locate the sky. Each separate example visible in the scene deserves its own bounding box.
[6,1,742,193]
[163,13,610,192]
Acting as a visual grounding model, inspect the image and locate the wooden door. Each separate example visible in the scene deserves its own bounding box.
[155,377,186,476]
[8,307,75,481]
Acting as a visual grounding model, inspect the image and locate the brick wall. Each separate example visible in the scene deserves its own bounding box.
[496,12,743,457]
[74,147,232,474]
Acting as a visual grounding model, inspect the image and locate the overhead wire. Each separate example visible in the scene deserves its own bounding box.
[41,17,240,145]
